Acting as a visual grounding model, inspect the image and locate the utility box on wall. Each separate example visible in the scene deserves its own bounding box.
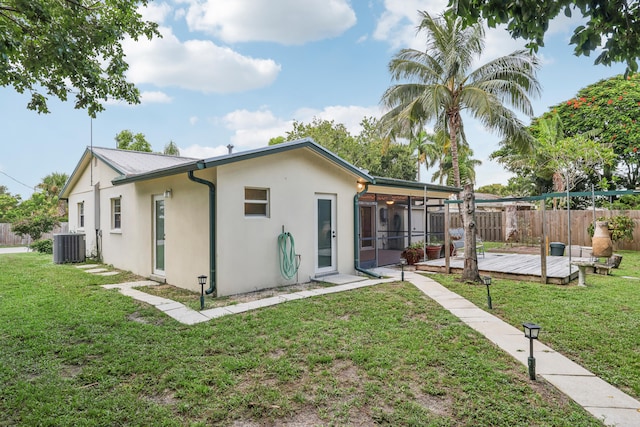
[53,233,86,264]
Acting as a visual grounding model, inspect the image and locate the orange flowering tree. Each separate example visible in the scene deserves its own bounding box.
[541,74,640,189]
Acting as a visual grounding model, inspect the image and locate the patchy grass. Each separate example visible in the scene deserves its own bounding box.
[0,253,602,426]
[428,249,640,399]
[137,282,336,311]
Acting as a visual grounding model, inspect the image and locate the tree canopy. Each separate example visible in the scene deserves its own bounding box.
[269,117,418,181]
[163,141,180,156]
[115,130,152,152]
[380,11,540,189]
[1,0,159,116]
[543,74,640,189]
[449,0,640,73]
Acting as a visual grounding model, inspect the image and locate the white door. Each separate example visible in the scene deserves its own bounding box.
[153,195,165,275]
[315,194,337,275]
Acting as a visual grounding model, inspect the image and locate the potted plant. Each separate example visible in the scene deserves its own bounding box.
[426,237,444,260]
[401,242,425,265]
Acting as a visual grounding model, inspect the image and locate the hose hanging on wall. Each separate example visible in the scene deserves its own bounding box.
[278,231,300,280]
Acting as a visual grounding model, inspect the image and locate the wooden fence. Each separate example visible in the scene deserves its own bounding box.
[0,222,69,246]
[436,210,640,251]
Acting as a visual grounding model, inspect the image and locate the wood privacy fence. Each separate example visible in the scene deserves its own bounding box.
[437,210,640,251]
[0,222,69,246]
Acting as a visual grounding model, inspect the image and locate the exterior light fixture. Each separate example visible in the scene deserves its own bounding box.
[198,275,207,310]
[482,276,492,309]
[164,189,172,198]
[386,200,394,205]
[523,322,541,380]
[400,257,407,281]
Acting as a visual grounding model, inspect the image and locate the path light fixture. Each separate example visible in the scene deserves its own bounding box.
[482,276,492,309]
[523,322,541,380]
[400,257,407,281]
[198,275,207,310]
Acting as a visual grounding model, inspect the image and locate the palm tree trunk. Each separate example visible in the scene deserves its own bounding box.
[448,113,462,188]
[460,184,481,282]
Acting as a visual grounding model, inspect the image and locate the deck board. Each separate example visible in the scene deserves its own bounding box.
[416,253,587,284]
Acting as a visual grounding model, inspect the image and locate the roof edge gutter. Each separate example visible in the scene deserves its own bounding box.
[188,167,216,296]
[354,183,382,278]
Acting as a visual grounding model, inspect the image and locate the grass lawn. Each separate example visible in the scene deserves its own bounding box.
[0,253,603,426]
[429,249,640,401]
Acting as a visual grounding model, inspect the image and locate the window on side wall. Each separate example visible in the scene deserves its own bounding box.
[244,188,269,217]
[78,202,85,228]
[111,197,122,230]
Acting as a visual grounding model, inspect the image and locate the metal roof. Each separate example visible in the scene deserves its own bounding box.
[90,147,198,176]
[114,138,374,184]
[60,139,460,199]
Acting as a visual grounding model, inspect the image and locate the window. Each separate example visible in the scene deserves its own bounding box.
[244,188,269,217]
[78,202,85,228]
[111,197,122,230]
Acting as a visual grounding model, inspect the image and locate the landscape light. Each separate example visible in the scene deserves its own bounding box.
[523,322,541,380]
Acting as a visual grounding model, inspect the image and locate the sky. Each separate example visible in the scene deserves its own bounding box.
[0,0,627,199]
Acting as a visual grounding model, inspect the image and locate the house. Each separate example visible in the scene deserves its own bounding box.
[60,138,459,297]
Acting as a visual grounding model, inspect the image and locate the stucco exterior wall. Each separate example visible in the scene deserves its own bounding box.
[133,174,211,293]
[214,149,358,296]
[66,156,120,257]
[65,147,361,297]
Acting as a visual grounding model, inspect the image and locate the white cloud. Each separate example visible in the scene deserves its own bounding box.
[214,104,383,151]
[293,105,383,135]
[189,116,199,125]
[180,143,229,159]
[140,91,173,104]
[123,27,281,93]
[184,0,356,45]
[373,0,449,50]
[222,108,291,149]
[139,2,173,24]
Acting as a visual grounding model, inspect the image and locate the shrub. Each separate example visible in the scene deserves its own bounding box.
[30,239,53,254]
[587,215,636,242]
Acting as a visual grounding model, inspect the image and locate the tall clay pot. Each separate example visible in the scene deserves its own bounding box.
[592,221,613,258]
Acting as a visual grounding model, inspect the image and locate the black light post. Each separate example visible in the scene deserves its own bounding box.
[523,322,541,380]
[482,276,492,309]
[198,275,207,310]
[400,257,407,281]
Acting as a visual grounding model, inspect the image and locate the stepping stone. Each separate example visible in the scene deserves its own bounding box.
[97,271,120,276]
[76,264,99,269]
[84,268,107,274]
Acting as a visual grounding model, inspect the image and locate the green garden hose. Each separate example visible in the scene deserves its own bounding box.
[278,232,300,280]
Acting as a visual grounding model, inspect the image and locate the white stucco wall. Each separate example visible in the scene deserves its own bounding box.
[65,147,361,297]
[214,149,359,296]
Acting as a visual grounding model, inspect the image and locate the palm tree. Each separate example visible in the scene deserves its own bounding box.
[431,144,481,186]
[380,11,541,281]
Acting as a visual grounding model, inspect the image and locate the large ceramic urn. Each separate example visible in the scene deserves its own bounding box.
[591,220,613,258]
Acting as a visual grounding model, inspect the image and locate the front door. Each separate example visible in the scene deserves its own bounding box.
[315,194,337,275]
[153,195,165,275]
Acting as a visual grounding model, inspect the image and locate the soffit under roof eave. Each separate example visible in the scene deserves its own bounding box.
[366,184,458,199]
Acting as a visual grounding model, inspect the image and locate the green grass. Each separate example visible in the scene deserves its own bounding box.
[0,253,603,426]
[428,249,640,400]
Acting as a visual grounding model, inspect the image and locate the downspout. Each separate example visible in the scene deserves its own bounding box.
[188,166,216,296]
[354,183,382,278]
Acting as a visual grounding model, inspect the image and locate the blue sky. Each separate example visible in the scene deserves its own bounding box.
[1,0,626,199]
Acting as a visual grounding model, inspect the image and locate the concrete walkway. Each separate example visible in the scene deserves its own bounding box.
[100,268,640,426]
[0,246,29,254]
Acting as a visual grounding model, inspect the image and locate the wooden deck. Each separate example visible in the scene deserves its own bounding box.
[415,253,587,284]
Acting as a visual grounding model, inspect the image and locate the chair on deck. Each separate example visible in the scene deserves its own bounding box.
[449,228,485,258]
